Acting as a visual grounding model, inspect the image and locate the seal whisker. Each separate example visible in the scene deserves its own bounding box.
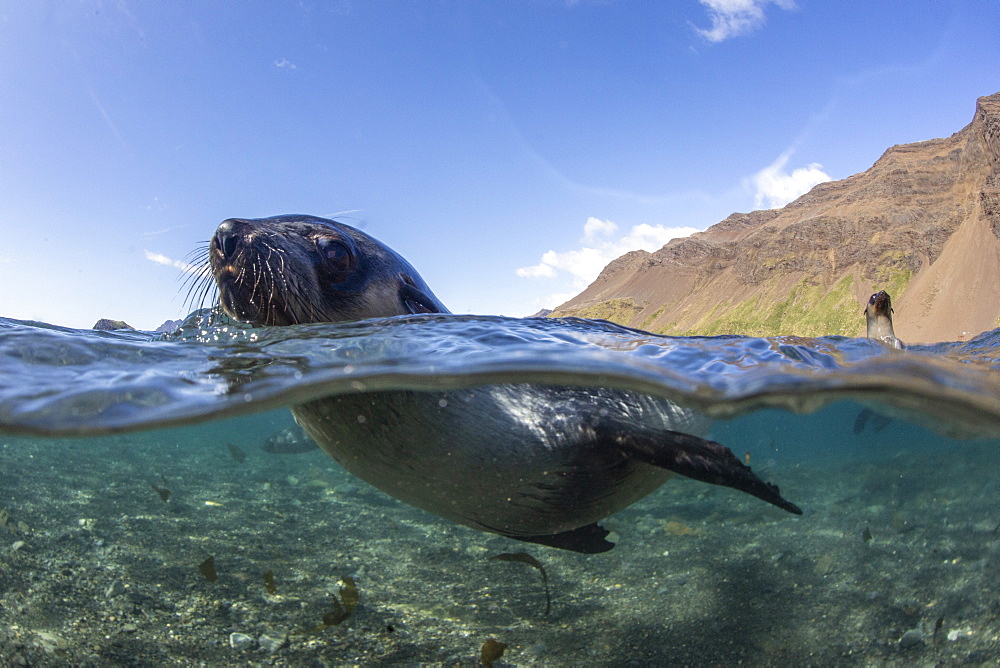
[180,245,217,313]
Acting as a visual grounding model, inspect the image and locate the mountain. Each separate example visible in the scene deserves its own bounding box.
[550,93,1000,343]
[92,319,134,331]
[155,319,183,334]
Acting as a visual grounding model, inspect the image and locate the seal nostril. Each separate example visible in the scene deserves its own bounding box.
[215,219,242,259]
[221,233,238,259]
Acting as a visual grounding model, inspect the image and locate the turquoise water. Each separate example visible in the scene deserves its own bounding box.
[0,312,998,663]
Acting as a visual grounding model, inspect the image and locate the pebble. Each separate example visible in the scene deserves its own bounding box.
[899,628,924,649]
[10,541,25,552]
[258,633,283,653]
[105,580,126,598]
[229,632,255,650]
[36,631,69,653]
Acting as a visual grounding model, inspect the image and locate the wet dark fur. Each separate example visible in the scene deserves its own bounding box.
[205,215,802,553]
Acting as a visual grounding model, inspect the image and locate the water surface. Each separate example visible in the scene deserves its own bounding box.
[0,312,998,664]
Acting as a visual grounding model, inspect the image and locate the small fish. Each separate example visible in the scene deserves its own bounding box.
[862,527,873,543]
[262,426,319,454]
[150,483,171,502]
[853,409,892,435]
[491,552,551,615]
[226,443,247,463]
[199,556,217,582]
[481,638,508,667]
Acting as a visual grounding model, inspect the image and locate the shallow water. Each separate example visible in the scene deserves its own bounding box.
[0,312,998,664]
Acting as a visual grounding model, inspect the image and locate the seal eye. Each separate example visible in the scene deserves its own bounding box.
[315,236,354,277]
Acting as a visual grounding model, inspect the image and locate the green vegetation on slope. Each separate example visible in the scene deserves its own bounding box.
[668,270,913,337]
[554,270,914,338]
[559,298,644,323]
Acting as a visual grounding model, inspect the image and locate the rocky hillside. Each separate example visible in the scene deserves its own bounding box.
[551,93,1000,343]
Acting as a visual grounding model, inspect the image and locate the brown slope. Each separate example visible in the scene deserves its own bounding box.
[551,92,1000,342]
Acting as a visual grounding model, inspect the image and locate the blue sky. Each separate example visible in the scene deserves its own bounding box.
[1,1,997,330]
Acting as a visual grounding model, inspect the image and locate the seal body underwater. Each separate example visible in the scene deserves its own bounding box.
[208,215,802,553]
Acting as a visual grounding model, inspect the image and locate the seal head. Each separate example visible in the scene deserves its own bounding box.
[210,215,447,326]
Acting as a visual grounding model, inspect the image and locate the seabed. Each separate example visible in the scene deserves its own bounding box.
[0,407,998,666]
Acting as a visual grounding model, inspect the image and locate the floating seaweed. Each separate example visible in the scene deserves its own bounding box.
[322,596,350,627]
[226,442,246,463]
[491,552,550,615]
[263,570,277,595]
[480,638,508,667]
[295,575,359,634]
[339,576,359,613]
[150,483,171,502]
[198,556,217,582]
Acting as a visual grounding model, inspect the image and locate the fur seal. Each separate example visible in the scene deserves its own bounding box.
[864,290,903,349]
[208,215,802,553]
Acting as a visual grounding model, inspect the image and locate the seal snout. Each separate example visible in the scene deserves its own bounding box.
[866,290,893,319]
[212,218,253,262]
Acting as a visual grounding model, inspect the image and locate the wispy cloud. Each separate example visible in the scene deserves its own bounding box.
[86,85,129,152]
[750,151,831,209]
[517,217,697,289]
[694,0,796,42]
[144,250,203,275]
[274,58,297,70]
[141,223,187,238]
[475,77,716,208]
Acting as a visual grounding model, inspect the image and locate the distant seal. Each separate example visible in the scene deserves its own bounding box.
[209,215,801,553]
[864,290,903,349]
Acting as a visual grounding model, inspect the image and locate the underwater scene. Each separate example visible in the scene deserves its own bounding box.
[1,312,1000,665]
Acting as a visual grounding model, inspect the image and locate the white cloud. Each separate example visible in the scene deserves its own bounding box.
[695,0,796,42]
[751,151,831,209]
[516,217,698,288]
[274,58,297,70]
[144,250,203,275]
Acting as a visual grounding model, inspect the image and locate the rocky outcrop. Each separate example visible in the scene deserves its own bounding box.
[92,319,135,331]
[155,319,183,334]
[551,93,1000,342]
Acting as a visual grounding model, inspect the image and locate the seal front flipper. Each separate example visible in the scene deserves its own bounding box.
[503,523,616,554]
[605,424,803,515]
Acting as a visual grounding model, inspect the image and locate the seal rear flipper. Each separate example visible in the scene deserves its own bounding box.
[505,523,615,554]
[611,426,803,515]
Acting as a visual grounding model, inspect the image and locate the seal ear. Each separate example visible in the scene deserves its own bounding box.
[398,274,445,314]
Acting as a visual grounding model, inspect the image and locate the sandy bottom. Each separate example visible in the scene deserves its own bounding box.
[0,415,998,666]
